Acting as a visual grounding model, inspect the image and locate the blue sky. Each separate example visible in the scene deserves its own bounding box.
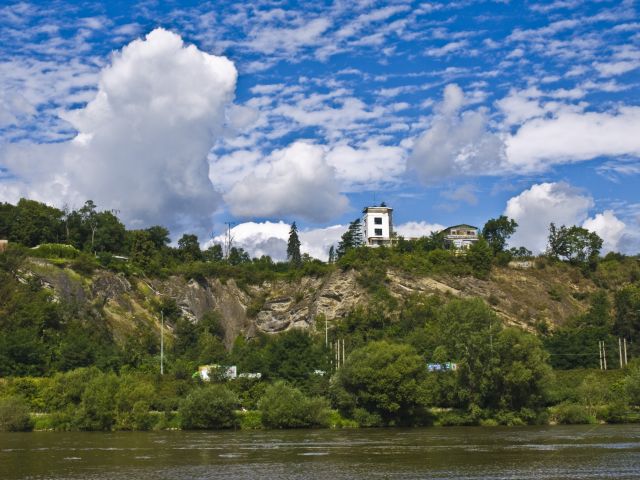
[0,0,639,259]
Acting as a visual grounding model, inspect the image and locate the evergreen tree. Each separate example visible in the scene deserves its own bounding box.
[336,218,364,258]
[287,222,302,267]
[328,245,335,263]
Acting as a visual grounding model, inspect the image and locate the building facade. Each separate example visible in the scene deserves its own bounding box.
[442,224,479,251]
[362,205,394,247]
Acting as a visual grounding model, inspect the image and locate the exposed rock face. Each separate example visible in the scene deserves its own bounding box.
[24,260,597,348]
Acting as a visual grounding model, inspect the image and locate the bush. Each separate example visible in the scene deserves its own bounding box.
[259,381,330,429]
[238,410,263,430]
[552,403,595,425]
[179,384,238,430]
[0,396,34,431]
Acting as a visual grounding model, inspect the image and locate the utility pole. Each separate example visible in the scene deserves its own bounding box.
[160,309,164,375]
[603,341,607,370]
[619,338,624,368]
[599,341,603,370]
[624,338,628,365]
[325,318,328,347]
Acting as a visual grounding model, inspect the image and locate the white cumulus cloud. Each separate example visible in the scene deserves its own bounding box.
[223,141,349,222]
[505,107,640,172]
[582,210,626,253]
[504,182,594,253]
[211,221,345,261]
[408,84,504,183]
[395,221,445,238]
[1,28,238,231]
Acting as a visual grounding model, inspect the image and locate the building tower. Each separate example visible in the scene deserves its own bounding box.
[362,205,394,247]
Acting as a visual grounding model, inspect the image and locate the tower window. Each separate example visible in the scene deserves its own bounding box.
[375,228,383,236]
[374,217,382,225]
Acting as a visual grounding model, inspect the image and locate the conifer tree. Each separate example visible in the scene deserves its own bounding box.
[328,245,335,263]
[287,222,302,267]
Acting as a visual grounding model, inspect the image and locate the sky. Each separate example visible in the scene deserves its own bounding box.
[0,0,639,260]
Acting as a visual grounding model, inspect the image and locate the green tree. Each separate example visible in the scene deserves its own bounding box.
[482,216,518,254]
[177,234,202,262]
[203,244,224,262]
[332,340,430,426]
[146,225,171,249]
[467,237,493,279]
[287,222,302,267]
[336,218,364,258]
[328,245,335,263]
[8,198,64,246]
[228,247,250,265]
[547,223,603,266]
[259,381,330,428]
[614,283,640,342]
[179,384,238,429]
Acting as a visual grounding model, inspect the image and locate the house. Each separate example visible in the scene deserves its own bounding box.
[362,205,394,247]
[0,239,7,253]
[442,224,479,251]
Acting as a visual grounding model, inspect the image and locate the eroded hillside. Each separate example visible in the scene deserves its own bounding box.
[18,257,611,348]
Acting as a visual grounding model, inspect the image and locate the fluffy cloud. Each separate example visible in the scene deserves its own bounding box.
[395,221,445,238]
[325,140,406,189]
[583,210,626,253]
[408,84,504,183]
[505,107,640,172]
[1,28,237,231]
[504,182,594,253]
[211,221,345,261]
[223,141,349,222]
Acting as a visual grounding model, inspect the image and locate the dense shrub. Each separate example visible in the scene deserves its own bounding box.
[259,381,330,428]
[179,384,238,430]
[552,403,595,424]
[0,396,34,431]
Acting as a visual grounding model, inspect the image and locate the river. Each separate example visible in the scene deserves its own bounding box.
[1,425,639,479]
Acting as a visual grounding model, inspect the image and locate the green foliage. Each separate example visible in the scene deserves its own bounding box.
[177,234,202,262]
[547,223,603,268]
[259,381,330,428]
[551,403,595,424]
[287,222,302,267]
[336,218,364,258]
[179,384,239,430]
[30,243,80,259]
[613,283,640,345]
[467,237,493,279]
[482,216,518,254]
[0,396,34,431]
[332,340,431,426]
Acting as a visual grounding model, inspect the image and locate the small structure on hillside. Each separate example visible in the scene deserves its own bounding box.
[197,364,237,381]
[442,224,479,251]
[0,239,7,253]
[362,205,394,247]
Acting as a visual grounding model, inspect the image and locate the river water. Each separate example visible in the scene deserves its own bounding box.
[1,425,639,479]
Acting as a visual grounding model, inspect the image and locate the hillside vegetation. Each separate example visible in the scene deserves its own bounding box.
[1,198,640,431]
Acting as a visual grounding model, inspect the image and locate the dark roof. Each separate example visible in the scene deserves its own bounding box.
[443,224,479,231]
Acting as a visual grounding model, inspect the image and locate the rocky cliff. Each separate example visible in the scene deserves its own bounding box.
[20,258,600,348]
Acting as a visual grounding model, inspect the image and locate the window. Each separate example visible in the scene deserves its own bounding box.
[374,217,382,225]
[375,228,383,236]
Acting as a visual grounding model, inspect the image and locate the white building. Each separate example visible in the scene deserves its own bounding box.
[362,205,394,247]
